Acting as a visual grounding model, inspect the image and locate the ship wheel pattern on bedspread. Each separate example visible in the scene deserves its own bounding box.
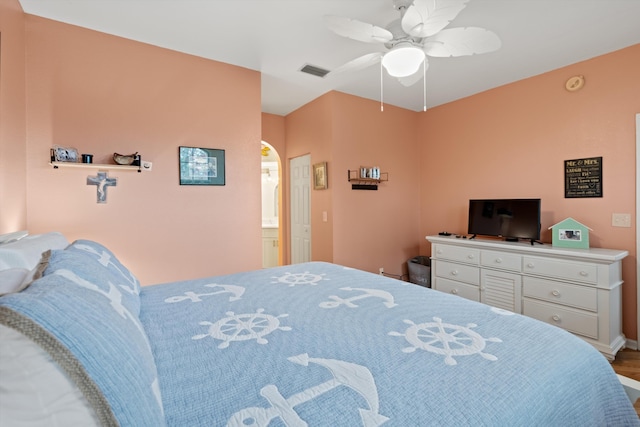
[192,308,291,349]
[270,271,329,287]
[171,270,505,364]
[389,317,502,365]
[159,268,509,425]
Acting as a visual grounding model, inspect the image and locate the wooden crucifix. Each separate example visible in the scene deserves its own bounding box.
[87,171,117,203]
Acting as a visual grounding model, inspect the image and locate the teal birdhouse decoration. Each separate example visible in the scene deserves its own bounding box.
[548,217,591,249]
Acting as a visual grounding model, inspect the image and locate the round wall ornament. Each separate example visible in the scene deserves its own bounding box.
[565,75,585,92]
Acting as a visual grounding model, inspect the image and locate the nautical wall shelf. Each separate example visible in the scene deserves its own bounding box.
[50,162,142,172]
[347,169,388,190]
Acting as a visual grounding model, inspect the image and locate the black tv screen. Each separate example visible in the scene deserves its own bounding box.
[468,199,541,241]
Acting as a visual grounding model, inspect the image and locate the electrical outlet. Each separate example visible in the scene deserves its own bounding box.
[612,213,631,228]
[379,267,384,275]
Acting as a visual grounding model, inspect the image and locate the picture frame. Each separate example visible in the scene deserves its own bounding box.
[52,146,79,163]
[313,162,328,190]
[179,146,225,186]
[564,156,602,198]
[558,229,582,241]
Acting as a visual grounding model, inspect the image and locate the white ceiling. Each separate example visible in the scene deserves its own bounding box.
[17,0,640,116]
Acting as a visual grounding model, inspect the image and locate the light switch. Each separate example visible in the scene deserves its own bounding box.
[322,211,328,222]
[612,213,631,228]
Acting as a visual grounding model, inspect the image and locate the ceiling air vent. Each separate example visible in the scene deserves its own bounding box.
[299,64,330,78]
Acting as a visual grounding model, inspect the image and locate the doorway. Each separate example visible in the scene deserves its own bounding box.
[261,142,280,268]
[290,154,311,264]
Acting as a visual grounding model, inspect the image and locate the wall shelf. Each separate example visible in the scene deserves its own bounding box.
[50,162,142,172]
[347,169,388,190]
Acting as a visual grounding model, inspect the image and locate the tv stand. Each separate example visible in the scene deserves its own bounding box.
[426,235,628,360]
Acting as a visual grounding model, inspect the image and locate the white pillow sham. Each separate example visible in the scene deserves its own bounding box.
[0,232,68,271]
[0,268,29,295]
[0,324,99,427]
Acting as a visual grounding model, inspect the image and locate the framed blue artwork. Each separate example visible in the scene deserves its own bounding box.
[179,146,225,186]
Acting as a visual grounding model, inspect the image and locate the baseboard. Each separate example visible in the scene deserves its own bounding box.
[626,339,638,351]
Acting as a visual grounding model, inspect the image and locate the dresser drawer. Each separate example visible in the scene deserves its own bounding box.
[523,277,597,312]
[480,250,521,272]
[522,256,597,285]
[434,277,479,302]
[434,260,479,286]
[433,244,479,265]
[523,299,598,339]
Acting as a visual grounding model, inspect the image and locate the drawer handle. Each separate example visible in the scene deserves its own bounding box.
[494,258,503,264]
[451,289,458,295]
[526,262,535,269]
[467,254,475,260]
[436,249,443,255]
[552,315,561,323]
[579,271,589,277]
[451,270,459,276]
[551,290,561,297]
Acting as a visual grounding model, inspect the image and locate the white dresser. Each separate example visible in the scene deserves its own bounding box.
[426,235,628,360]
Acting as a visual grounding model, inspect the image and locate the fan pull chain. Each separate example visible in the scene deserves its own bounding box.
[423,58,427,112]
[380,62,384,112]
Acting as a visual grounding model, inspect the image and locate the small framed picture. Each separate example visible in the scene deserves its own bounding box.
[559,229,582,241]
[179,146,225,186]
[52,146,79,163]
[313,162,328,190]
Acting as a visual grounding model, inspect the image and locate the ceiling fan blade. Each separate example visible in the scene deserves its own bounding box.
[422,27,501,57]
[402,0,469,38]
[324,15,393,44]
[397,61,429,87]
[330,52,383,75]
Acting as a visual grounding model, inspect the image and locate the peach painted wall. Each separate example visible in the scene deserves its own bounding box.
[284,93,334,264]
[284,91,421,276]
[3,0,638,340]
[331,93,421,276]
[23,16,263,285]
[0,0,27,233]
[418,45,640,340]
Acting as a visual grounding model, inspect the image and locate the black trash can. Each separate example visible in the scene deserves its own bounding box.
[408,256,431,287]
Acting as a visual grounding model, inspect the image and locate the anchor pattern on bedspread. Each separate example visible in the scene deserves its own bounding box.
[227,353,389,427]
[50,268,164,413]
[53,269,146,339]
[164,284,245,303]
[319,287,398,309]
[389,317,502,366]
[70,243,139,296]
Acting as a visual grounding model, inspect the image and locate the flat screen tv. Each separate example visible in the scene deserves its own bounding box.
[468,199,541,243]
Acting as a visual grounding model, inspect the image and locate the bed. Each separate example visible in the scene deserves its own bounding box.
[0,232,638,426]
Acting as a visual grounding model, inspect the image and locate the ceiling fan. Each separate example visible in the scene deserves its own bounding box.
[325,0,501,87]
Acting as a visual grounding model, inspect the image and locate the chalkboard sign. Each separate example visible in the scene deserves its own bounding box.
[564,156,602,198]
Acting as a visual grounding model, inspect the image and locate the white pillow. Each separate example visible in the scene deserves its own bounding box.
[0,232,68,271]
[0,324,99,426]
[0,268,29,295]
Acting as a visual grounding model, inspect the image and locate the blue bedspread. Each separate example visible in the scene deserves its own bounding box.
[139,262,638,426]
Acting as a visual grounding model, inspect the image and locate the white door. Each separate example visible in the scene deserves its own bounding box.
[290,154,311,264]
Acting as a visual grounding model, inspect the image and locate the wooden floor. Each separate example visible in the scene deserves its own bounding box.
[612,348,640,381]
[611,348,640,416]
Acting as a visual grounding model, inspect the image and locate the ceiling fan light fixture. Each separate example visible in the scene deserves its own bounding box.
[381,44,425,77]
